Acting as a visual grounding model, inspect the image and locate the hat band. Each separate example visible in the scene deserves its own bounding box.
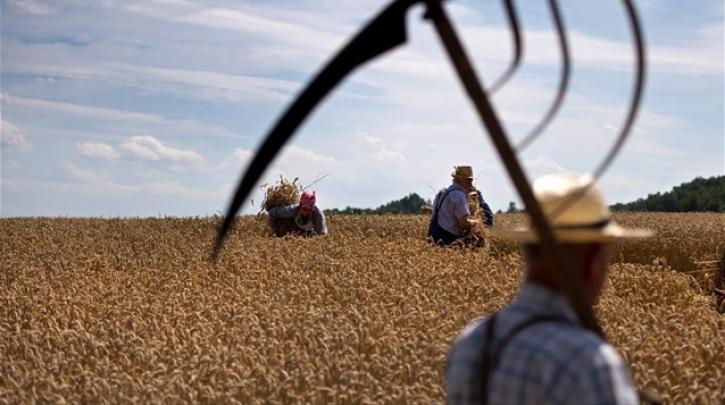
[553,217,611,230]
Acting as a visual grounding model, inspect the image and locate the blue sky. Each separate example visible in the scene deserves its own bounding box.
[1,0,723,216]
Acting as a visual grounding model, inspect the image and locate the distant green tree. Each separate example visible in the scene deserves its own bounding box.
[375,193,427,214]
[325,193,428,215]
[611,175,724,212]
[506,201,520,213]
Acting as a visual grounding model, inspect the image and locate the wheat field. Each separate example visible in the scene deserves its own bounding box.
[1,213,723,403]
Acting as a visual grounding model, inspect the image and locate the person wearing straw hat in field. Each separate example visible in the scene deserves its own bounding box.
[268,190,327,237]
[446,173,652,405]
[428,165,484,245]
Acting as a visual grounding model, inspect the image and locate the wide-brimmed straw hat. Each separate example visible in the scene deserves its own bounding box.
[451,165,474,179]
[496,174,652,243]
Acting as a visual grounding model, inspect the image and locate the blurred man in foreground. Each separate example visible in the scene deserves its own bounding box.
[446,173,652,404]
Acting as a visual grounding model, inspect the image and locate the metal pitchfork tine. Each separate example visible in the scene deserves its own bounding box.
[515,0,571,152]
[487,0,523,94]
[212,1,656,401]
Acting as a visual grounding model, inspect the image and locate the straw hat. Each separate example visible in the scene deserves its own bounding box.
[496,174,652,243]
[451,165,474,179]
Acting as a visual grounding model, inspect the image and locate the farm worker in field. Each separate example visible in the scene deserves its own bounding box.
[267,191,327,237]
[473,188,494,227]
[428,165,483,245]
[446,173,652,405]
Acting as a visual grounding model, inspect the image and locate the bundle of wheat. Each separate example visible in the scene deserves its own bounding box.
[467,192,480,217]
[454,225,487,249]
[260,176,301,212]
[450,191,486,249]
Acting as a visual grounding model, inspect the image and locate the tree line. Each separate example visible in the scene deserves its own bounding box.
[324,175,724,215]
[325,193,430,215]
[610,175,724,212]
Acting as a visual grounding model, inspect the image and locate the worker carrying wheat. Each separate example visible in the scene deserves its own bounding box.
[428,165,493,245]
[446,173,652,404]
[471,188,495,227]
[268,190,327,237]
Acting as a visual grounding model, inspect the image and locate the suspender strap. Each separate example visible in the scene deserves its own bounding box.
[479,313,498,405]
[480,313,572,405]
[428,187,467,244]
[430,187,466,229]
[432,187,462,221]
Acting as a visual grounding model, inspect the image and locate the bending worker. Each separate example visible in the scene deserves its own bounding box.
[446,173,652,404]
[473,188,495,227]
[428,165,487,245]
[267,191,327,237]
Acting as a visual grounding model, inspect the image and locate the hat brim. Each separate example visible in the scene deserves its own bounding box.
[493,222,653,243]
[451,173,474,179]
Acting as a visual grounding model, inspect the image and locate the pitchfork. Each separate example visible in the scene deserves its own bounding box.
[210,0,656,402]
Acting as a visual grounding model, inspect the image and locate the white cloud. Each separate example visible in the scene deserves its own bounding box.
[355,131,407,166]
[460,24,724,76]
[371,149,406,165]
[6,0,59,15]
[3,94,243,140]
[239,145,339,189]
[120,135,205,165]
[117,0,342,51]
[1,0,720,117]
[523,156,568,178]
[216,148,254,171]
[361,133,384,147]
[62,161,108,181]
[3,177,209,197]
[5,94,168,123]
[114,62,299,102]
[77,141,120,160]
[230,148,254,165]
[600,174,661,204]
[3,2,718,124]
[282,145,336,165]
[0,120,31,149]
[603,126,684,159]
[2,160,21,170]
[648,33,724,75]
[132,181,189,195]
[213,146,336,211]
[363,21,723,94]
[2,52,301,103]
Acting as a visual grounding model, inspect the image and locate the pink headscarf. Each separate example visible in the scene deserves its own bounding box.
[299,191,316,212]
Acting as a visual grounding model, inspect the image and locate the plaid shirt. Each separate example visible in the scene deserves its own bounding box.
[446,283,638,405]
